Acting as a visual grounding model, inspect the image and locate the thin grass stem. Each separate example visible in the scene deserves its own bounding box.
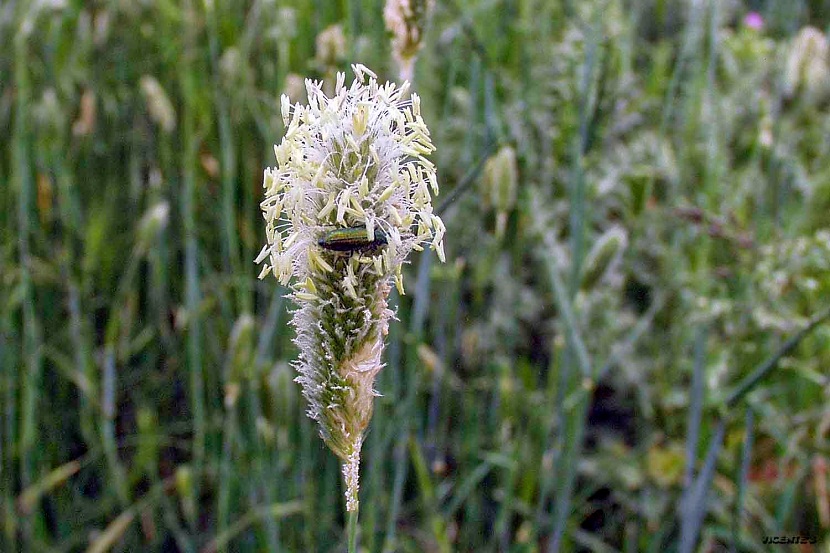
[347,506,359,553]
[180,0,206,528]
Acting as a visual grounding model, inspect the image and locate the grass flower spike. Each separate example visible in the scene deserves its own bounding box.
[384,0,435,81]
[256,64,445,513]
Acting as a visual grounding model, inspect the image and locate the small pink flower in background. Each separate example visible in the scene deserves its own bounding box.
[744,12,764,31]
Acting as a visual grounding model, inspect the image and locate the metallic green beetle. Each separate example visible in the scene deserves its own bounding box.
[318,225,389,253]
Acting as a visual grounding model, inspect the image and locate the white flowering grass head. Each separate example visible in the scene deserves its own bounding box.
[257,63,445,288]
[255,64,445,511]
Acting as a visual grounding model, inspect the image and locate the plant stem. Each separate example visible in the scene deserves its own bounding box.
[347,505,359,553]
[180,0,204,529]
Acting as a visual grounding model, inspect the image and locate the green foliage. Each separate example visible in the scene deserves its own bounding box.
[1,0,830,551]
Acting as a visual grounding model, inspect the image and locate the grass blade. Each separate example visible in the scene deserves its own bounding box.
[679,420,725,553]
[202,500,304,553]
[725,306,830,409]
[538,230,592,379]
[12,11,43,546]
[180,0,205,530]
[684,326,707,489]
[731,407,754,553]
[435,139,498,218]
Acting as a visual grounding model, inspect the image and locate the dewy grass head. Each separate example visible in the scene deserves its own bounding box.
[255,64,445,512]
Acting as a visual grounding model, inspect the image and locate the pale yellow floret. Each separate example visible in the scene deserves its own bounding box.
[307,248,333,273]
[365,217,375,241]
[295,291,318,302]
[351,63,377,82]
[254,244,270,264]
[285,112,301,139]
[358,175,370,198]
[388,205,403,226]
[283,231,300,249]
[281,94,290,126]
[336,189,350,224]
[352,104,369,136]
[318,191,338,220]
[349,195,367,218]
[434,240,445,263]
[378,183,397,203]
[345,132,359,152]
[274,143,289,166]
[312,163,327,188]
[428,170,439,195]
[394,269,405,295]
[343,264,358,300]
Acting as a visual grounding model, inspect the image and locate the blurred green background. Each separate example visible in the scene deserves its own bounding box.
[2,0,830,551]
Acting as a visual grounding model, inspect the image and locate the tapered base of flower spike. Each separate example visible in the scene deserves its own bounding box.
[343,447,361,513]
[344,447,361,553]
[346,504,360,553]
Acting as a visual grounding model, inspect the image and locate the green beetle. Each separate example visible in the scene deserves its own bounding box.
[318,225,389,253]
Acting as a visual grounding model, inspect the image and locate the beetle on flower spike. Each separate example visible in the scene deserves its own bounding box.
[318,225,390,253]
[255,64,445,519]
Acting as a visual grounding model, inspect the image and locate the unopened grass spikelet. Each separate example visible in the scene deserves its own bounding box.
[384,0,435,81]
